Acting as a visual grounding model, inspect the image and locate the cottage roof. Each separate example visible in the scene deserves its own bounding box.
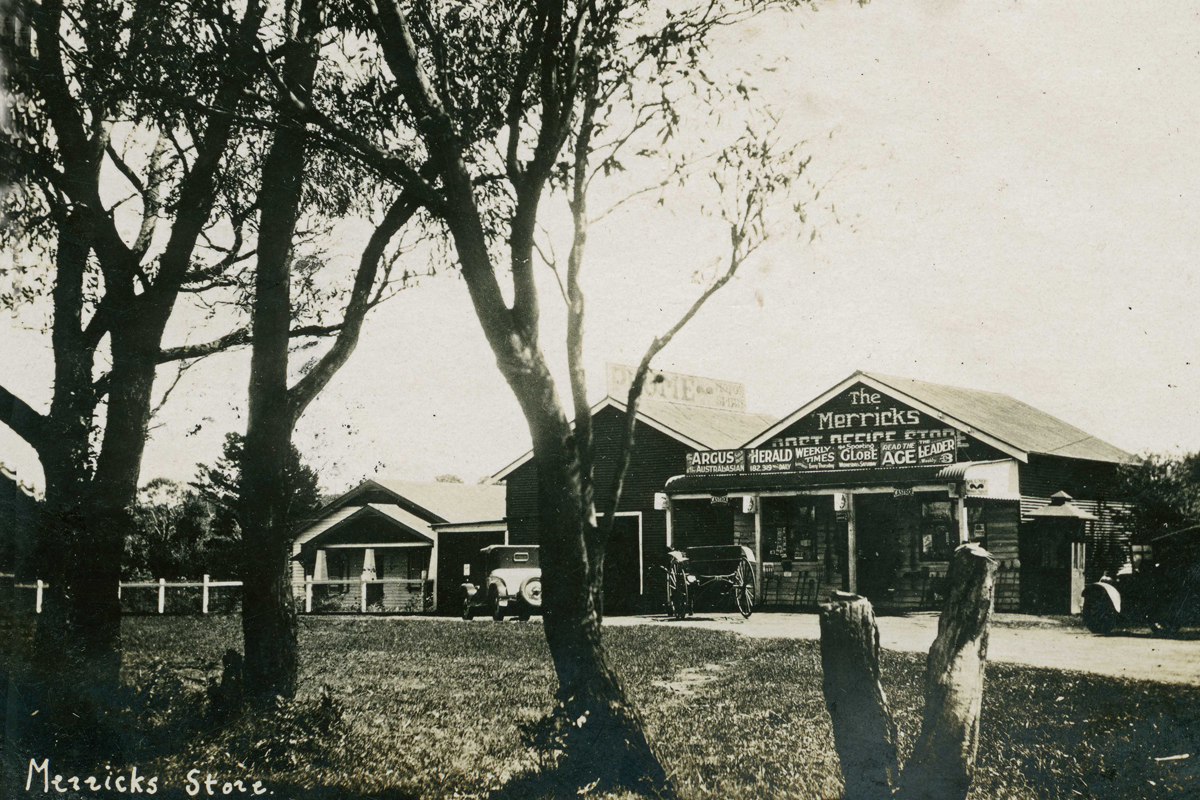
[370,481,506,524]
[746,371,1134,464]
[490,395,778,481]
[306,479,505,532]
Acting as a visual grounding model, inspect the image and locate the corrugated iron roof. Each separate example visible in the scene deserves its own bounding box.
[635,399,778,451]
[861,372,1134,464]
[490,396,778,481]
[372,481,506,524]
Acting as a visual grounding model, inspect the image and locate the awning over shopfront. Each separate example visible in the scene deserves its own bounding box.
[935,459,1021,500]
[665,466,949,496]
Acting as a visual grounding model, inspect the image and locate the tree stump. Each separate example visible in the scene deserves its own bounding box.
[819,592,899,800]
[900,543,997,800]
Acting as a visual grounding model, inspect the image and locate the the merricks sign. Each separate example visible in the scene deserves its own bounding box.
[684,383,965,476]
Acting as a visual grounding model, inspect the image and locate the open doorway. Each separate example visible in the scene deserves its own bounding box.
[601,514,642,616]
[854,494,902,602]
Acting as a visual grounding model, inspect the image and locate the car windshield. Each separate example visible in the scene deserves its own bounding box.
[489,548,540,569]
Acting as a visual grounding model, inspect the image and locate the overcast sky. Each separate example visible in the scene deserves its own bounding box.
[3,0,1198,494]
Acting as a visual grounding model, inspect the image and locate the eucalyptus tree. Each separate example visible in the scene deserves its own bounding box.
[0,0,409,744]
[0,0,272,752]
[277,0,814,791]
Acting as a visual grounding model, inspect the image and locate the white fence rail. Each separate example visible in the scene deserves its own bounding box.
[1,573,432,615]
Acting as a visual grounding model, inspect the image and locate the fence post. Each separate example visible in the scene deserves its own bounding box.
[898,543,997,800]
[202,574,210,614]
[158,577,166,614]
[36,579,43,614]
[360,575,368,613]
[818,592,899,800]
[305,575,313,614]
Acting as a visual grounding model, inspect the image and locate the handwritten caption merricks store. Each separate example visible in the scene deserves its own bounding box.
[685,435,958,475]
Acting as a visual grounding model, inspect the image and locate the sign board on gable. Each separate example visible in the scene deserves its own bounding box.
[606,363,747,411]
[681,383,964,476]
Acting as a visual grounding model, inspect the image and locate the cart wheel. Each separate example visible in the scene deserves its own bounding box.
[667,563,690,620]
[462,597,475,621]
[734,559,755,618]
[490,589,505,621]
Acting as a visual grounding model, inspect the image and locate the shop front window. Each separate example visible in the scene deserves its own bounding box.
[762,497,819,562]
[918,496,957,561]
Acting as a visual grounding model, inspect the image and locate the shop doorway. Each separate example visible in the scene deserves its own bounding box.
[601,514,642,616]
[854,494,902,602]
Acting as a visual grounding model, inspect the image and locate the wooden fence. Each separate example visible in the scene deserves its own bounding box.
[1,573,433,615]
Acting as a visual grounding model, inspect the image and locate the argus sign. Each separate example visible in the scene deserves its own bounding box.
[685,450,746,474]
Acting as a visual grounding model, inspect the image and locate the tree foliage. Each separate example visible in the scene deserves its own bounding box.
[1117,452,1200,542]
[192,432,325,547]
[125,435,322,581]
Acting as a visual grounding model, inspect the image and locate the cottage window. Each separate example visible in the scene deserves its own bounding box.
[918,497,956,561]
[326,551,353,593]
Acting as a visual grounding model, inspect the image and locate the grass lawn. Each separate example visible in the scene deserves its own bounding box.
[42,615,1200,798]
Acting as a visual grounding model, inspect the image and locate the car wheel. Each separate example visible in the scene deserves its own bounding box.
[519,577,542,608]
[462,597,475,621]
[1081,594,1116,634]
[490,589,505,621]
[517,609,531,622]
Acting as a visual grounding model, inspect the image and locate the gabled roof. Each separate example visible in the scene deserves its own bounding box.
[746,370,1134,464]
[295,503,437,549]
[370,480,505,523]
[490,396,778,482]
[317,479,505,525]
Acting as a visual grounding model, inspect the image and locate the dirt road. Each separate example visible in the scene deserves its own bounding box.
[604,612,1200,685]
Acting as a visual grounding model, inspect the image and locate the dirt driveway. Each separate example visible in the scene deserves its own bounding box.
[604,612,1200,685]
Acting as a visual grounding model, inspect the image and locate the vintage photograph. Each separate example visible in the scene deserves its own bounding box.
[1,0,1198,797]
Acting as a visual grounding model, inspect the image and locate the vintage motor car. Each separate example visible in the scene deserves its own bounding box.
[461,544,542,621]
[1081,525,1200,636]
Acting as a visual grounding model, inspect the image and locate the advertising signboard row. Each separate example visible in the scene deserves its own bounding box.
[685,437,957,476]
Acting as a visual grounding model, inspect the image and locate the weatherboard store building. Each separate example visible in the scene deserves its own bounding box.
[663,371,1135,614]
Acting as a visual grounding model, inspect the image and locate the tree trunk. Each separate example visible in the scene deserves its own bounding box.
[239,0,321,706]
[819,593,899,800]
[899,543,997,800]
[529,408,669,795]
[25,209,124,762]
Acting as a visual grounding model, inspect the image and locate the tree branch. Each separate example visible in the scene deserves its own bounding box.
[603,230,750,544]
[0,383,47,455]
[155,323,343,364]
[287,193,419,426]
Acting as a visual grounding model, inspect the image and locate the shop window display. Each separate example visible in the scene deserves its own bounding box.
[918,495,957,561]
[762,497,819,563]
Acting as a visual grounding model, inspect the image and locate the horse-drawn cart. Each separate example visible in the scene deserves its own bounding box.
[663,545,756,619]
